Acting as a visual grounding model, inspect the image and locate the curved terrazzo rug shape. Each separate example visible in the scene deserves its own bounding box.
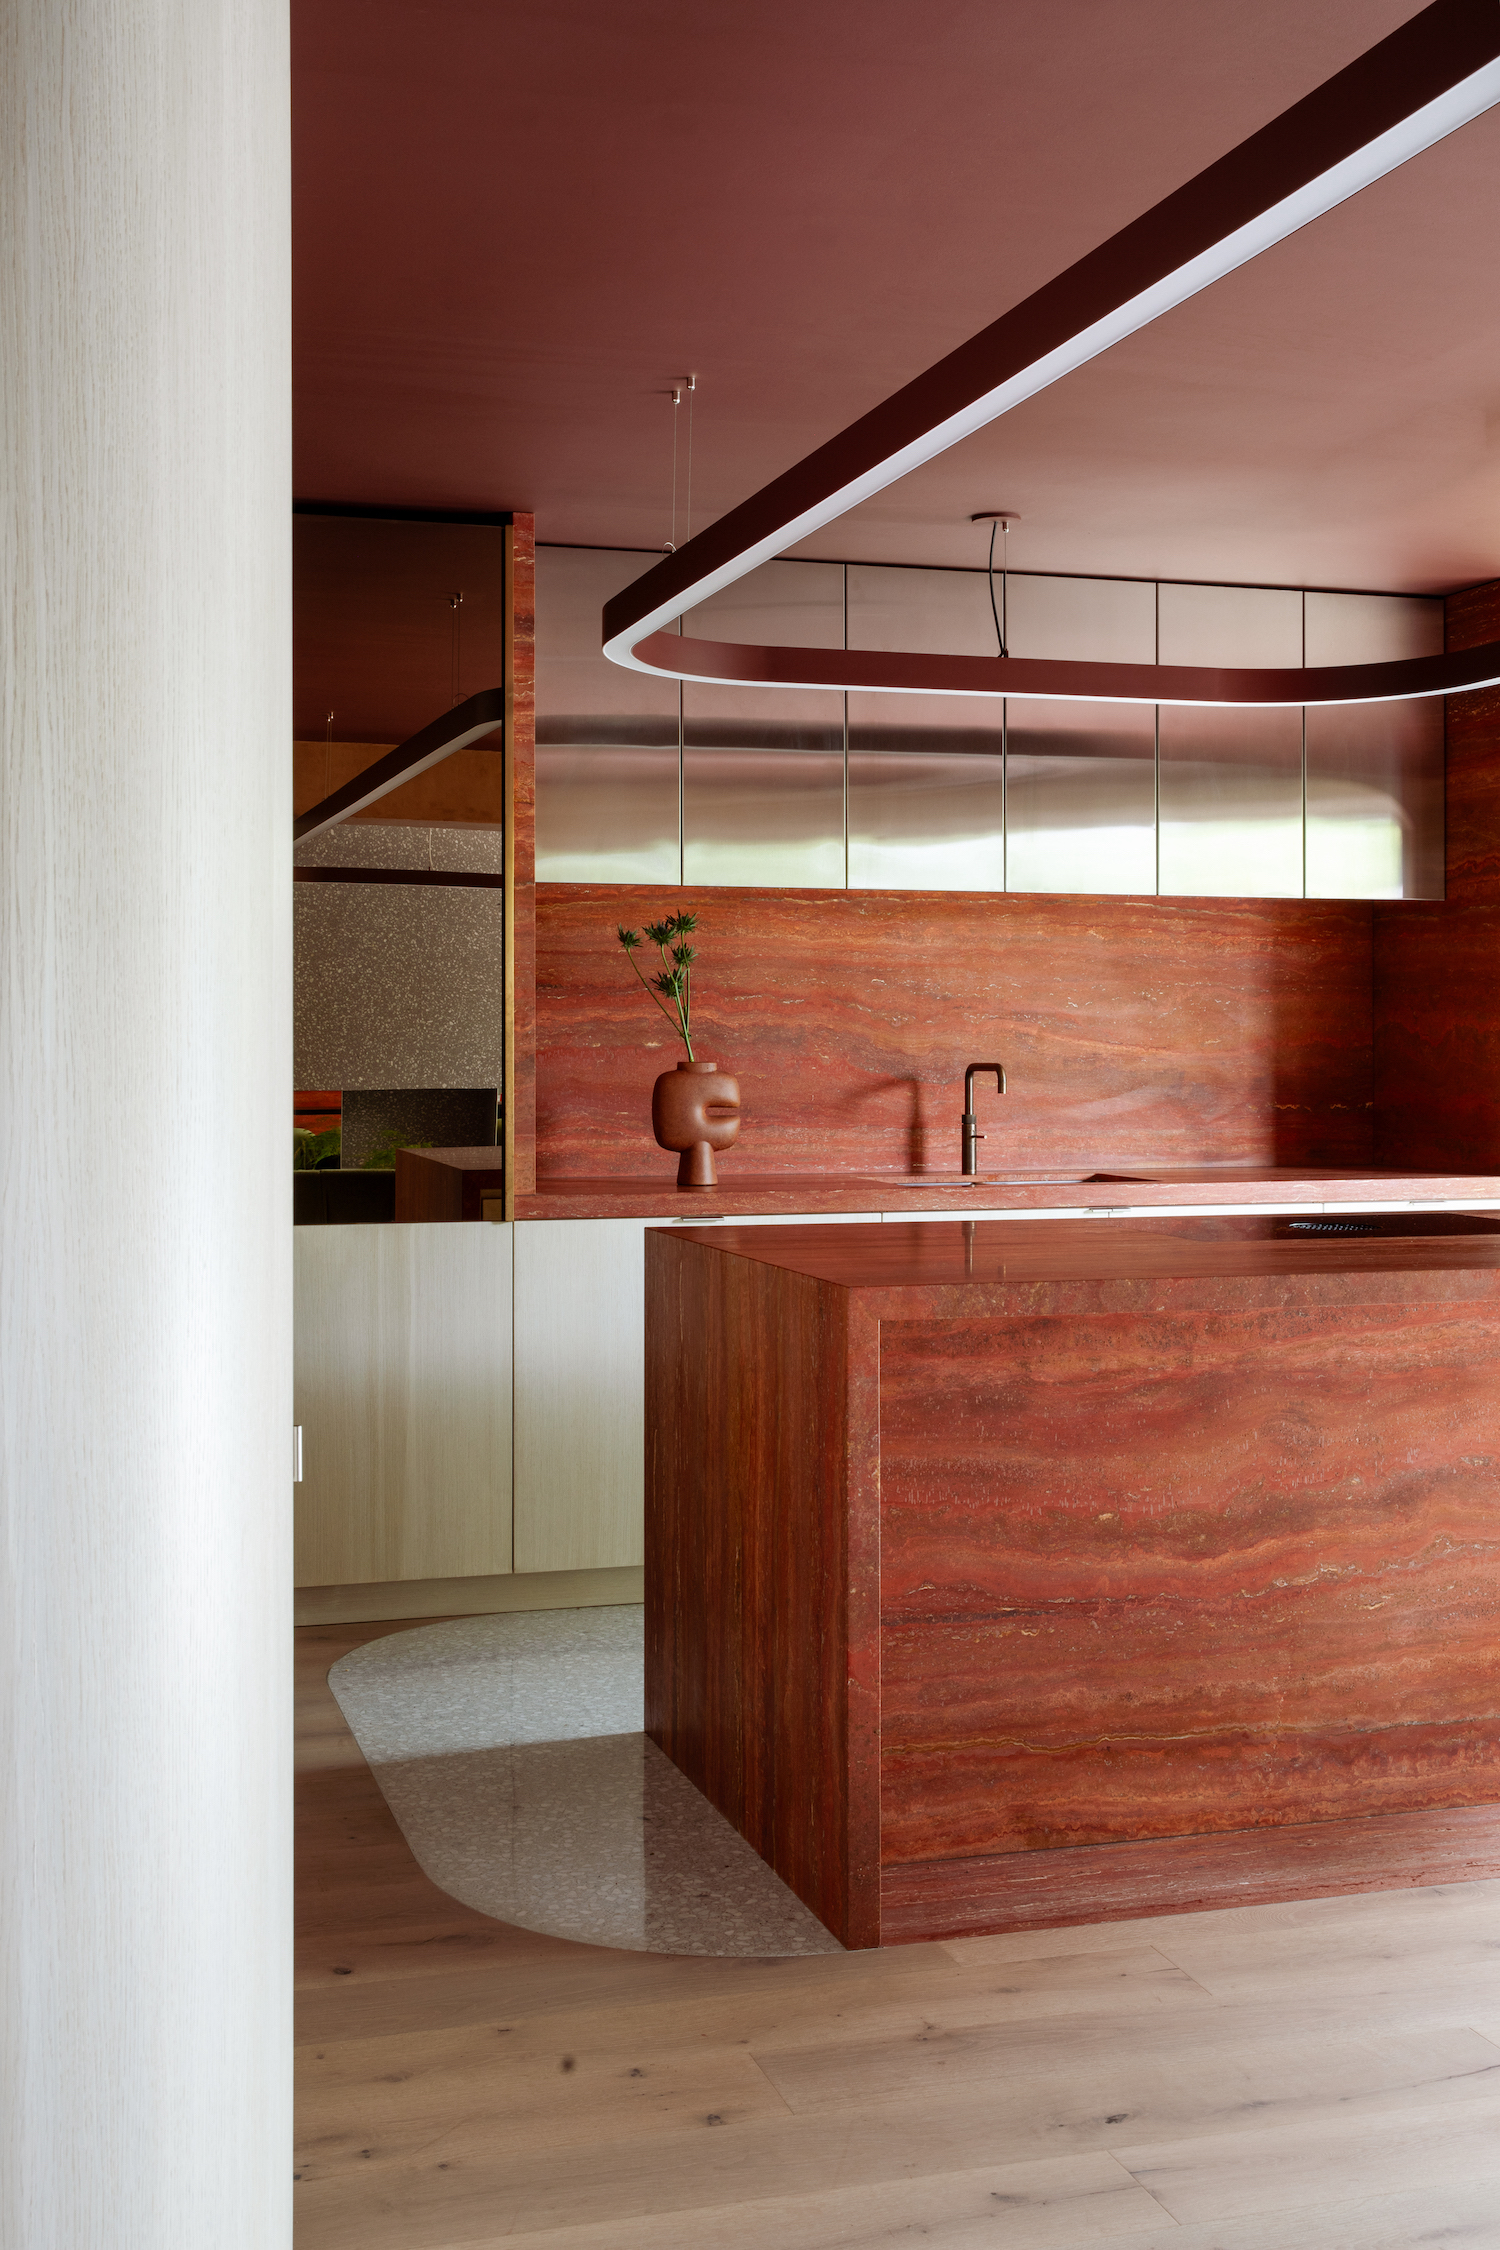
[328,1607,841,1957]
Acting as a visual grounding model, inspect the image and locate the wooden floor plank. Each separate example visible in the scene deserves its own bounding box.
[1116,2091,1500,2224]
[294,1616,1500,2250]
[404,2175,1500,2250]
[754,2013,1500,2123]
[408,2151,1166,2250]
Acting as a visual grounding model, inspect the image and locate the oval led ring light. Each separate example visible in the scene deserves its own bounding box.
[603,0,1500,709]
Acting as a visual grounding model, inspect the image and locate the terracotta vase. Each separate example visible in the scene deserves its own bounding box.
[652,1059,741,1190]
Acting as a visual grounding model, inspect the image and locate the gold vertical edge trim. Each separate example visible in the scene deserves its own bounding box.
[502,524,517,1224]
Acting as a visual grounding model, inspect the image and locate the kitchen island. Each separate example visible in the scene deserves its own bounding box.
[645,1215,1500,1947]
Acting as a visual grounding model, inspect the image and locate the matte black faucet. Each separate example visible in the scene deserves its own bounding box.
[961,1062,1006,1176]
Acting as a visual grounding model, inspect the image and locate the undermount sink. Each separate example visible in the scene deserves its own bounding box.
[865,1172,1152,1188]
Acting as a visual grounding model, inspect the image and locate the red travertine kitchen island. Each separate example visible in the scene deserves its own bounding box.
[645,1215,1500,1948]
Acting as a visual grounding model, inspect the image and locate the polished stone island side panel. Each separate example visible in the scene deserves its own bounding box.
[646,1218,1500,1947]
[644,1229,882,1948]
[879,1274,1500,1864]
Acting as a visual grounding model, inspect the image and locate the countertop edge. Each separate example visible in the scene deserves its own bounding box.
[510,1172,1500,1222]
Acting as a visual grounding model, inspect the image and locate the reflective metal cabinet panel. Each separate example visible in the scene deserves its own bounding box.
[1005,574,1156,663]
[684,562,846,886]
[537,545,680,737]
[1158,707,1305,897]
[1006,700,1157,894]
[536,546,1449,901]
[1304,592,1444,900]
[847,564,994,654]
[536,747,681,884]
[682,744,846,888]
[687,558,844,650]
[1158,581,1303,668]
[848,687,1003,890]
[1157,582,1304,898]
[536,546,681,882]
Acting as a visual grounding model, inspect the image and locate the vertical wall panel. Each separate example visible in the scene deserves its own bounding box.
[2,2,291,2243]
[293,882,505,1090]
[1158,583,1305,898]
[683,561,845,887]
[846,568,1003,886]
[1305,592,1444,900]
[1004,574,1156,663]
[1006,700,1157,895]
[847,563,995,655]
[536,546,680,881]
[847,746,1005,890]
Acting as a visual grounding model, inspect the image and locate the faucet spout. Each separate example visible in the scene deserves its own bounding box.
[961,1062,1007,1177]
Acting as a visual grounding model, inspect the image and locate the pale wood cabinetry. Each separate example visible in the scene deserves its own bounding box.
[294,1222,514,1586]
[295,1210,877,1595]
[511,1211,880,1573]
[512,1218,651,1572]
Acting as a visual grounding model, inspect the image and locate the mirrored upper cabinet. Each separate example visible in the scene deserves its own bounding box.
[292,512,513,1218]
[535,545,1444,899]
[294,510,509,833]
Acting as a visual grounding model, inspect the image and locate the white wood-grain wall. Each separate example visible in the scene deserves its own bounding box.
[2,2,292,2243]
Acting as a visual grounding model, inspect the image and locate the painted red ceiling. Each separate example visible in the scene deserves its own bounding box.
[292,1,1500,595]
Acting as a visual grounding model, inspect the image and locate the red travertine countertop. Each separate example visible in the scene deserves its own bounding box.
[512,1166,1500,1221]
[659,1211,1500,1287]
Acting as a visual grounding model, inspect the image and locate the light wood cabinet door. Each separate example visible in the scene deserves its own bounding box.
[294,1222,514,1587]
[511,1211,881,1575]
[512,1217,649,1573]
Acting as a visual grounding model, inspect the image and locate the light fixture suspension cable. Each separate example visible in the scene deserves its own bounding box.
[684,373,696,546]
[986,521,1008,657]
[666,383,682,553]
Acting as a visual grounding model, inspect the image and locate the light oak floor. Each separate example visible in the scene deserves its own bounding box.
[296,1618,1500,2248]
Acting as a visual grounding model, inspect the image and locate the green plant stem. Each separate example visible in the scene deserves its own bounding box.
[625,947,693,1057]
[655,933,693,1057]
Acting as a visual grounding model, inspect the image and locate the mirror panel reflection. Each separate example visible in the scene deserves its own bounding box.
[294,513,508,830]
[293,513,511,1220]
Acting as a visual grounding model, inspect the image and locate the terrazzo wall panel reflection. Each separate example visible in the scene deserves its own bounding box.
[294,880,504,1092]
[1374,577,1500,1173]
[534,885,1374,1178]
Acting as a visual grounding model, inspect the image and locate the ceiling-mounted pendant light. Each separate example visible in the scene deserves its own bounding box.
[971,511,1020,658]
[604,0,1500,711]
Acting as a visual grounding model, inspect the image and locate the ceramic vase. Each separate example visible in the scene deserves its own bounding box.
[652,1059,741,1189]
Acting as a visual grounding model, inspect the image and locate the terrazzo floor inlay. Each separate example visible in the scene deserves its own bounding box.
[327,1606,842,1957]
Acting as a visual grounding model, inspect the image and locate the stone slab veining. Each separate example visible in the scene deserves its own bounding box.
[515,1165,1500,1219]
[399,1146,1500,1222]
[645,1213,1500,1947]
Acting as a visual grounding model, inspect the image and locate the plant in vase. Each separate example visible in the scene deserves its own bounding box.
[617,912,741,1189]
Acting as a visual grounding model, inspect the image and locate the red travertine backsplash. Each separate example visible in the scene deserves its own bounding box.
[1375,577,1500,1174]
[535,886,1375,1178]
